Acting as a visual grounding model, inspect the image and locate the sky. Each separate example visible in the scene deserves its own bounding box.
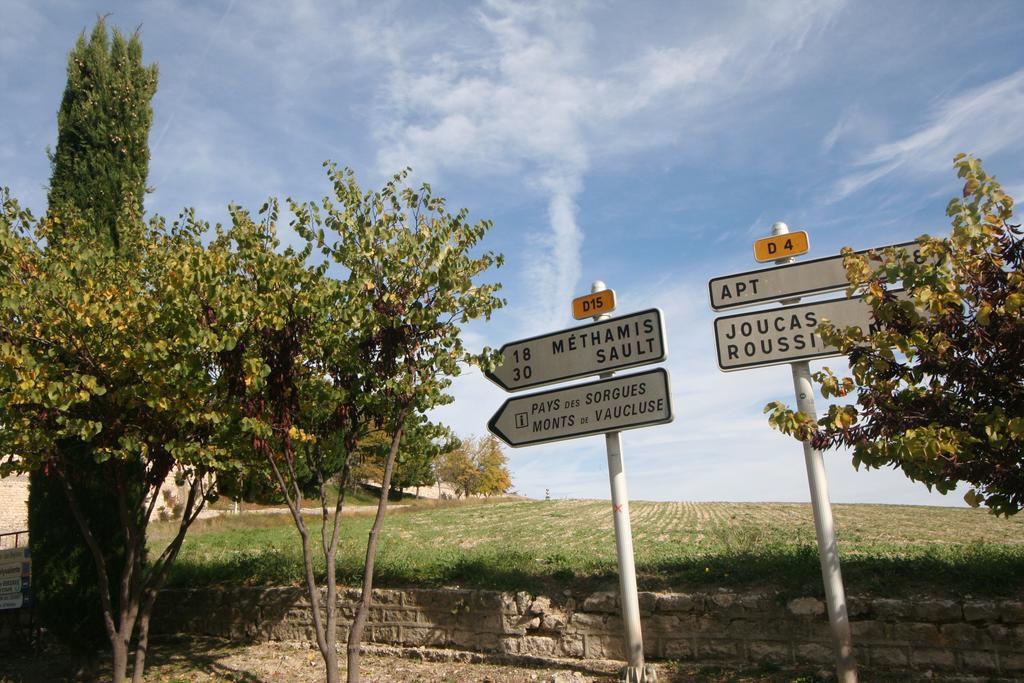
[3,0,1023,507]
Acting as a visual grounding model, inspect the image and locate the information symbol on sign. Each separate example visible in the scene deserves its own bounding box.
[514,412,529,429]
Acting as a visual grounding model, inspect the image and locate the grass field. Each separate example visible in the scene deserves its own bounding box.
[204,484,382,511]
[158,498,1024,598]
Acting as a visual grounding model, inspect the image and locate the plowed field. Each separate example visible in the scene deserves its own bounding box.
[162,499,1024,598]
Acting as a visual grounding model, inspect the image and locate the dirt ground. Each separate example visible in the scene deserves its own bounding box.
[0,637,834,682]
[3,639,614,682]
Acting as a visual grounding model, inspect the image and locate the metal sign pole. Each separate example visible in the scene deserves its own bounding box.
[591,281,653,683]
[771,223,857,682]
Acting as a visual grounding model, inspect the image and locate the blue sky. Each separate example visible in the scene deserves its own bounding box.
[3,1,1023,506]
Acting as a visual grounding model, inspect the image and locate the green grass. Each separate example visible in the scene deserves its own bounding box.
[158,499,1024,598]
[205,484,381,511]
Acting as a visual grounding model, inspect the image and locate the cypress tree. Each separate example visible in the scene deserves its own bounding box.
[47,17,157,249]
[28,17,157,670]
[28,441,123,661]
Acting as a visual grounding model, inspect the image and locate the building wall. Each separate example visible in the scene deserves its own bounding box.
[0,475,28,537]
[0,471,187,547]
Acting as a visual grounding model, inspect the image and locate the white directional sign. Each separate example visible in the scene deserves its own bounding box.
[487,368,673,447]
[714,294,889,371]
[484,309,666,392]
[708,241,926,311]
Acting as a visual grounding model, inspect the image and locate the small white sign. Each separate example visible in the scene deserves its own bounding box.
[0,593,24,610]
[0,563,25,579]
[0,576,27,597]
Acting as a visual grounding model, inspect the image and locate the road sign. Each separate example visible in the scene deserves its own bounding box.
[709,241,925,311]
[714,293,891,371]
[0,548,29,560]
[754,230,809,262]
[0,562,25,579]
[0,594,23,610]
[713,223,860,681]
[572,288,616,319]
[487,368,673,447]
[0,576,28,597]
[0,548,29,611]
[484,309,666,392]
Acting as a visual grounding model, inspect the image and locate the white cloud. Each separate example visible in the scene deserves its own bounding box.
[372,1,594,331]
[148,94,285,220]
[610,0,842,121]
[369,0,847,335]
[830,69,1024,202]
[820,106,885,154]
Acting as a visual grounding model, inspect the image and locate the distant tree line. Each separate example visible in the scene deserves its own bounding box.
[348,428,512,500]
[434,434,513,498]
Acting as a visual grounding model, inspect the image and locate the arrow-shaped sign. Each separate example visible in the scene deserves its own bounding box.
[713,292,905,371]
[487,368,673,447]
[708,241,925,311]
[485,309,667,392]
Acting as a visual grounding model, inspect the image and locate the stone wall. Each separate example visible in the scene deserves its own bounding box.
[152,586,1024,679]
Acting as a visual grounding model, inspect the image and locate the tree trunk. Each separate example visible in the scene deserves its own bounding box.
[130,606,151,683]
[323,628,339,683]
[321,539,340,683]
[129,471,206,683]
[111,633,129,683]
[293,498,336,682]
[296,499,335,681]
[320,489,342,682]
[346,407,409,683]
[56,466,134,683]
[324,446,356,682]
[262,441,337,682]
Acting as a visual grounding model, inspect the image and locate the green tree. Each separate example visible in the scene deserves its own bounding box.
[474,434,512,496]
[26,18,158,675]
[214,199,357,683]
[352,415,456,498]
[393,415,456,498]
[26,437,115,660]
[47,18,157,250]
[1,194,236,683]
[766,155,1023,516]
[436,435,512,497]
[436,439,479,498]
[281,164,504,682]
[349,427,390,492]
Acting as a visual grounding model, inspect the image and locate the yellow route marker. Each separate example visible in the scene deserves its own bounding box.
[753,230,809,262]
[572,288,616,320]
